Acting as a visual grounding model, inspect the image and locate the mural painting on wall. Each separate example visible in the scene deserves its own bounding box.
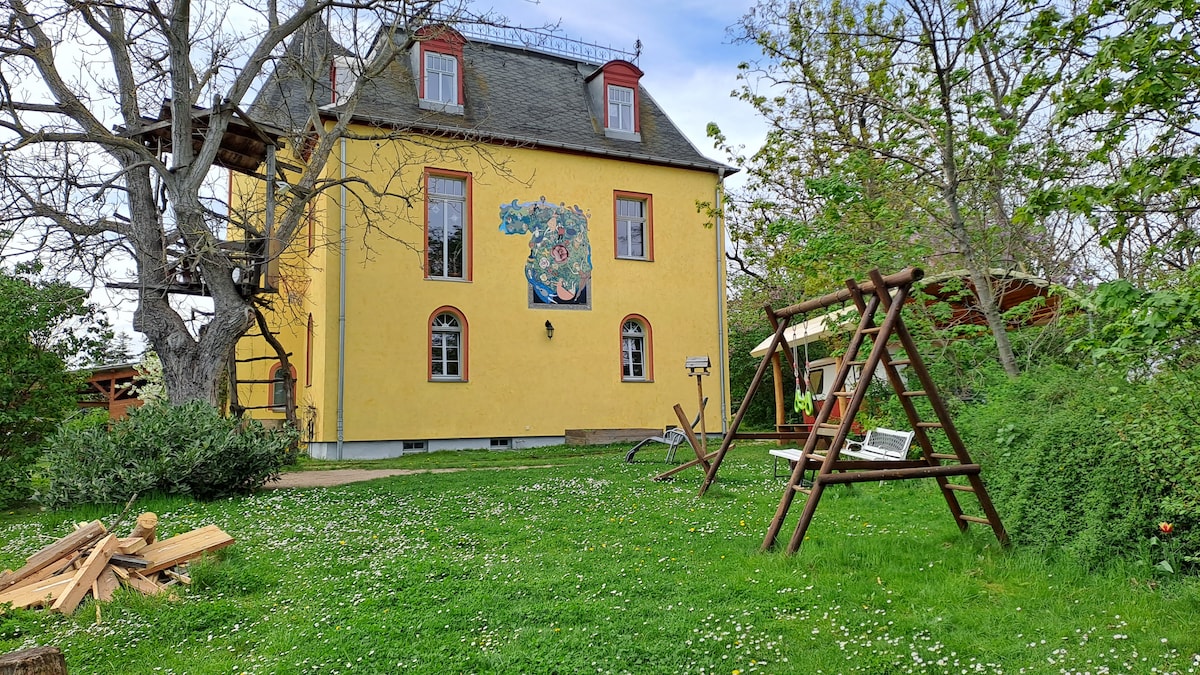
[499,198,593,308]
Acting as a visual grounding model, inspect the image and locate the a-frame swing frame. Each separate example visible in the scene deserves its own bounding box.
[690,267,1010,554]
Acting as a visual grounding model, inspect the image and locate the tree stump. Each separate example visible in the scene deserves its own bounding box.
[0,646,68,675]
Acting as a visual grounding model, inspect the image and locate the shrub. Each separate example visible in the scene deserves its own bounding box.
[956,364,1199,571]
[40,401,298,508]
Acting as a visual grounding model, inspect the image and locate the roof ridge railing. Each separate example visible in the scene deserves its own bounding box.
[452,21,639,65]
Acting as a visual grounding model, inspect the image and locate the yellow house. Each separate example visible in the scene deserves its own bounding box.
[236,22,731,458]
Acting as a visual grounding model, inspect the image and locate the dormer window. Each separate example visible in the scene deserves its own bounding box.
[330,56,360,106]
[425,52,458,105]
[586,60,644,142]
[412,25,465,115]
[607,85,634,133]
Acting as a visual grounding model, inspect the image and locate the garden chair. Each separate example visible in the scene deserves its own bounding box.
[625,398,707,464]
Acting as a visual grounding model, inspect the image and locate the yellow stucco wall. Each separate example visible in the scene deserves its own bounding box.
[237,129,728,447]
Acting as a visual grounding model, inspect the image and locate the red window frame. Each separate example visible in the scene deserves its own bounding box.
[613,190,654,261]
[415,25,466,105]
[423,168,473,281]
[619,314,654,382]
[428,306,469,382]
[268,362,298,411]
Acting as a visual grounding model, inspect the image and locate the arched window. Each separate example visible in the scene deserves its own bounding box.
[269,363,297,411]
[621,315,652,382]
[430,308,467,381]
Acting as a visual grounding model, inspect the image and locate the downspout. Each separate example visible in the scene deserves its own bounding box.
[715,168,729,433]
[336,138,347,460]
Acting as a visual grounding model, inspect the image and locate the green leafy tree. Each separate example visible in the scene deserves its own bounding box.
[1028,0,1200,280]
[0,265,110,506]
[723,0,1082,376]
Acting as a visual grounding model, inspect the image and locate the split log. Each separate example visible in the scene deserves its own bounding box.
[0,646,68,675]
[0,521,105,593]
[51,534,118,615]
[91,567,119,603]
[128,513,158,545]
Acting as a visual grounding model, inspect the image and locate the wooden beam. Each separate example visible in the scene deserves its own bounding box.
[818,463,981,484]
[0,521,106,592]
[51,534,118,614]
[0,572,75,611]
[773,267,924,319]
[139,525,235,574]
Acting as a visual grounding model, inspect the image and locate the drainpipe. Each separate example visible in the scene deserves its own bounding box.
[715,168,729,433]
[336,138,347,460]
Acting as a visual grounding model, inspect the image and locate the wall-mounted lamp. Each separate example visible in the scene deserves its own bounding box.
[544,320,555,340]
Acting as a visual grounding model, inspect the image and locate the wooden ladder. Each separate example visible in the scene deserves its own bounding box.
[762,270,1010,554]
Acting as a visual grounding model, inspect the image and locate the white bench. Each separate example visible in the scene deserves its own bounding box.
[769,448,807,479]
[841,427,915,461]
[769,428,916,481]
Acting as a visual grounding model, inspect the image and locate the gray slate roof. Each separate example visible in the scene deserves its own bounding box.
[252,23,731,174]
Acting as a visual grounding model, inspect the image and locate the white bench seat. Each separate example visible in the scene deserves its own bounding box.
[841,428,915,461]
[769,428,916,481]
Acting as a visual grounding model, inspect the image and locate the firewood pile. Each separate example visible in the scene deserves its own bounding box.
[0,513,234,615]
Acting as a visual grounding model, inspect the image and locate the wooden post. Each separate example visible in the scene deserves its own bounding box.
[0,646,68,675]
[694,371,707,457]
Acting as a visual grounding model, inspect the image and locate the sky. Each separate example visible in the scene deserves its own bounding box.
[482,0,769,174]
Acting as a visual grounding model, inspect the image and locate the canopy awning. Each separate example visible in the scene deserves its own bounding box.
[749,305,860,357]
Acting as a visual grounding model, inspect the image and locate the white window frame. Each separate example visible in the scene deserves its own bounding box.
[616,197,647,260]
[427,175,467,280]
[425,51,458,105]
[431,312,464,381]
[622,320,647,381]
[607,85,634,132]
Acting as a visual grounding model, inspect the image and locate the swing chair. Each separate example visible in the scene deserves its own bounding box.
[656,268,1010,555]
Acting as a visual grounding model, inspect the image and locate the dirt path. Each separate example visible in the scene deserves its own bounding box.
[265,464,561,489]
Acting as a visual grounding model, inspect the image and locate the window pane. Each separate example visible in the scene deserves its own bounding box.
[629,223,644,258]
[428,200,445,277]
[617,199,642,218]
[616,221,629,258]
[427,177,466,278]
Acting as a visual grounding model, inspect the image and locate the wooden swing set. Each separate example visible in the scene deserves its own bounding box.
[656,267,1009,554]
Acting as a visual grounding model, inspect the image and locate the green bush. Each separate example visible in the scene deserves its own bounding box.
[40,401,298,508]
[956,364,1199,571]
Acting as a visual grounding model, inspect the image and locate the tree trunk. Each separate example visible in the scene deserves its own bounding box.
[0,647,68,675]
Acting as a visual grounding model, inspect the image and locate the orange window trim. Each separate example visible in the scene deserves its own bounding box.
[268,362,298,408]
[305,314,313,387]
[423,168,474,281]
[428,305,469,382]
[613,190,654,261]
[619,314,654,382]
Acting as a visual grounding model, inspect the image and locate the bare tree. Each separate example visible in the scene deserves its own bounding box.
[0,0,515,404]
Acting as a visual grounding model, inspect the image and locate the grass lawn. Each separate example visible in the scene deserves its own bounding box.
[2,443,1198,674]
